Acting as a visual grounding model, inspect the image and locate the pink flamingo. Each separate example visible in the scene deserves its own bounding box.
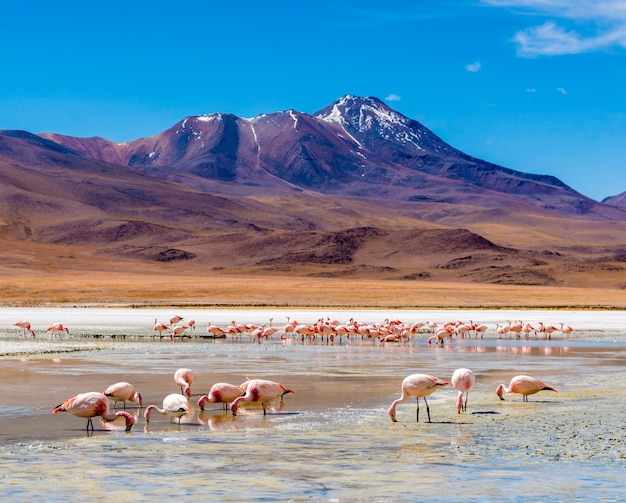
[451,368,475,413]
[153,319,170,338]
[170,324,188,340]
[174,368,195,396]
[388,374,450,422]
[207,322,226,338]
[230,379,294,416]
[14,320,35,338]
[428,325,454,345]
[560,322,574,336]
[198,383,245,411]
[103,382,143,409]
[496,375,558,402]
[144,393,191,424]
[46,323,69,339]
[187,319,196,330]
[169,315,184,325]
[52,392,135,431]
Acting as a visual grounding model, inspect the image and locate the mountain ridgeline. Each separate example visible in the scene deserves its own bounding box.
[1,95,625,288]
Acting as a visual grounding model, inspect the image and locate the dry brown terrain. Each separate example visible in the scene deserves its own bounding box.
[1,239,624,308]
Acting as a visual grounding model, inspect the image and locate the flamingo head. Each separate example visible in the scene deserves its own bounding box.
[495,384,505,400]
[134,392,143,407]
[198,395,208,411]
[117,411,135,431]
[184,385,192,397]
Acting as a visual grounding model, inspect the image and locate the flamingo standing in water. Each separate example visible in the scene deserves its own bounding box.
[207,322,226,338]
[175,368,195,396]
[169,315,184,325]
[144,393,191,424]
[153,319,170,338]
[198,383,245,411]
[46,323,69,339]
[52,392,135,431]
[230,379,294,416]
[451,368,475,413]
[14,321,35,338]
[560,322,574,336]
[496,375,558,402]
[103,382,143,409]
[388,374,450,423]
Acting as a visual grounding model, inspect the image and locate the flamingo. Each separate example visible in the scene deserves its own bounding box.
[508,321,523,338]
[103,382,143,409]
[388,374,450,423]
[174,368,195,396]
[496,375,558,402]
[144,393,191,424]
[153,319,170,338]
[230,379,294,416]
[197,383,245,411]
[52,392,135,431]
[451,368,475,413]
[46,323,69,339]
[560,322,574,336]
[187,319,196,331]
[14,320,35,338]
[207,322,226,338]
[537,322,559,339]
[169,315,184,325]
[428,325,454,345]
[170,324,188,340]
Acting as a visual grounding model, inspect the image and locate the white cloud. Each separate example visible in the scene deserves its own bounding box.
[385,94,402,102]
[482,0,626,57]
[465,61,482,72]
[557,87,568,94]
[526,87,537,93]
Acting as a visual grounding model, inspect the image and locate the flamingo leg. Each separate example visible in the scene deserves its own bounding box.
[416,397,420,422]
[424,396,431,422]
[464,392,469,412]
[86,418,94,432]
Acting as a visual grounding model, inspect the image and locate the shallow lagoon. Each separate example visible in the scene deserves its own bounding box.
[0,308,624,502]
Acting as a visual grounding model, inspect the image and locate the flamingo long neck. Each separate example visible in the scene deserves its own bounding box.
[456,391,464,411]
[100,410,134,430]
[144,405,166,422]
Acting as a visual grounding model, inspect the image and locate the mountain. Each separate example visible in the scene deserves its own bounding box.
[2,95,626,293]
[41,95,620,218]
[603,191,626,208]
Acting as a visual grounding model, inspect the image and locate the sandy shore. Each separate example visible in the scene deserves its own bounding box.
[2,270,626,308]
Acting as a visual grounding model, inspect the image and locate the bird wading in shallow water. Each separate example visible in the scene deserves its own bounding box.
[388,373,450,423]
[103,382,143,409]
[451,368,475,413]
[144,393,191,424]
[496,375,557,402]
[230,379,294,416]
[52,392,135,432]
[198,382,245,411]
[14,320,35,338]
[174,368,195,396]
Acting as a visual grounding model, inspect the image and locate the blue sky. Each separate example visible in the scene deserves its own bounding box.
[1,1,625,201]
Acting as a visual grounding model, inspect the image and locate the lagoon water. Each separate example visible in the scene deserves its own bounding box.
[0,307,624,501]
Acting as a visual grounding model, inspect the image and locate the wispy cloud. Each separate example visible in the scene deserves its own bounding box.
[482,0,626,57]
[526,87,537,93]
[385,94,402,102]
[465,61,482,72]
[557,87,568,94]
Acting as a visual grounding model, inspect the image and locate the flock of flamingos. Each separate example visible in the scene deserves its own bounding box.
[50,365,559,433]
[13,315,575,343]
[35,313,568,433]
